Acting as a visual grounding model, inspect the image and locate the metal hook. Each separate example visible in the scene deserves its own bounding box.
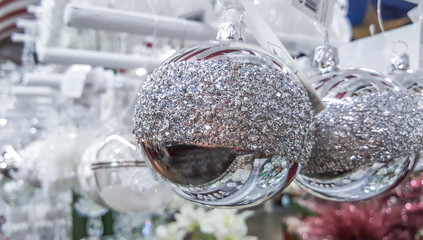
[392,41,408,55]
[324,31,329,46]
[222,6,244,23]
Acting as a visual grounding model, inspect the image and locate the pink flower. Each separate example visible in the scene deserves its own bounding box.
[293,173,423,240]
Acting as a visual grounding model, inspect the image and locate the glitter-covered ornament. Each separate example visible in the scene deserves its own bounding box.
[295,44,422,201]
[133,9,314,207]
[91,135,172,213]
[388,49,423,172]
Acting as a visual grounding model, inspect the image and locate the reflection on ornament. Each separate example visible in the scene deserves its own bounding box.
[91,135,172,213]
[295,45,422,201]
[134,9,314,207]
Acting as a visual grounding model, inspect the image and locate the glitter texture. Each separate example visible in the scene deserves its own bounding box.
[390,67,423,172]
[303,90,423,175]
[133,59,314,163]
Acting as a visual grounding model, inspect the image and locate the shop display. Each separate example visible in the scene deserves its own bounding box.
[0,0,421,239]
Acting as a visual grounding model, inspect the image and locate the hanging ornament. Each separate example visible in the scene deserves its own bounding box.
[90,135,172,213]
[295,43,423,201]
[387,42,423,172]
[77,136,111,208]
[133,8,314,207]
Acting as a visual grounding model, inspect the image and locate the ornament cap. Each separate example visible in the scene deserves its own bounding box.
[216,7,245,41]
[390,53,410,72]
[313,45,340,74]
[390,41,410,72]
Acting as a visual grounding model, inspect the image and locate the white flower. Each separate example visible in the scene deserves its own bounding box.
[155,222,185,240]
[174,203,207,232]
[199,209,257,240]
[285,216,309,234]
[166,195,191,212]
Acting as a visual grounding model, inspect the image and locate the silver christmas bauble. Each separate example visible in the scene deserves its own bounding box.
[389,52,423,172]
[295,45,422,201]
[133,37,314,207]
[91,135,172,213]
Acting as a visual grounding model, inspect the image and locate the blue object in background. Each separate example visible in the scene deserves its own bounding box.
[347,0,368,25]
[347,0,417,26]
[369,0,416,20]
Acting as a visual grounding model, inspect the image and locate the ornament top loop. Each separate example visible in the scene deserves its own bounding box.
[392,41,408,55]
[313,31,339,74]
[216,7,245,41]
[221,6,243,23]
[390,41,410,72]
[312,45,340,74]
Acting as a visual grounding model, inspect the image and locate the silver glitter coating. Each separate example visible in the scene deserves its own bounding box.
[133,60,314,163]
[390,67,423,172]
[303,90,423,175]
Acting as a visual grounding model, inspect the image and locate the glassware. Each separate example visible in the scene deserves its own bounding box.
[77,136,110,208]
[91,135,172,213]
[74,197,108,240]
